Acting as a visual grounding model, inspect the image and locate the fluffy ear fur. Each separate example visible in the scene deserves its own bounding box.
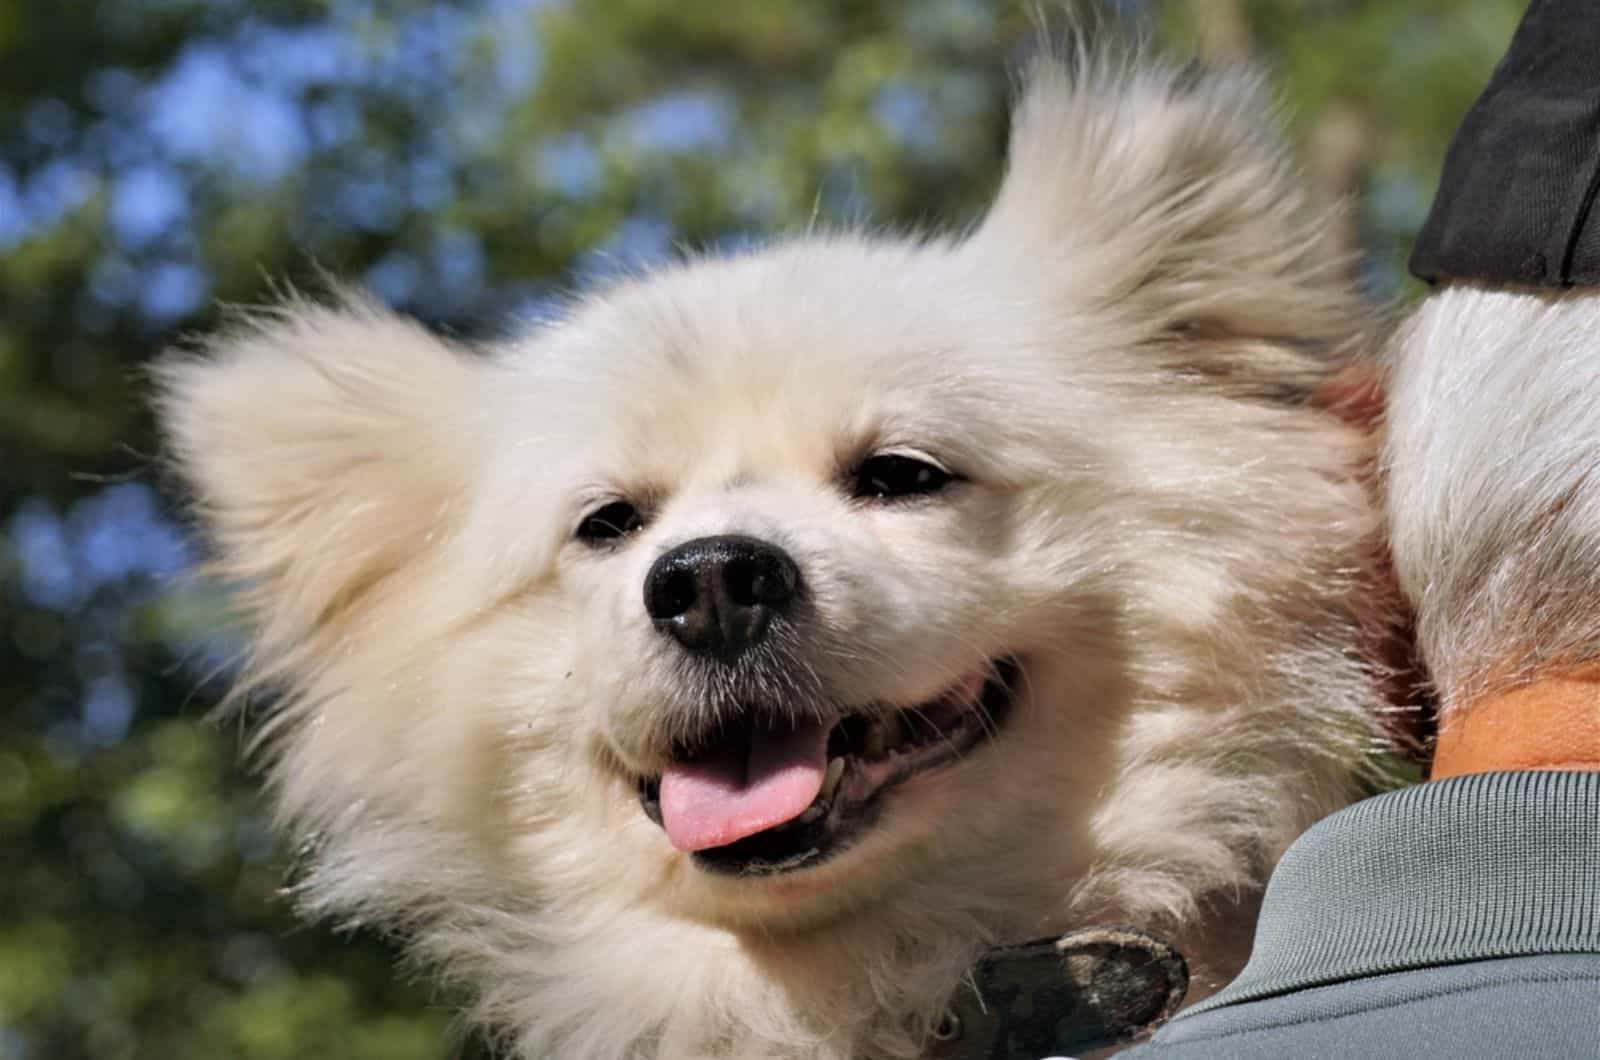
[154,298,484,653]
[972,54,1362,399]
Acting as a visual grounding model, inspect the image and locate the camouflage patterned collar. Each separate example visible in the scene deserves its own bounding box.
[930,928,1189,1059]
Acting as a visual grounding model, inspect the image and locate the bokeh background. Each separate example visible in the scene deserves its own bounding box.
[0,1,1525,1057]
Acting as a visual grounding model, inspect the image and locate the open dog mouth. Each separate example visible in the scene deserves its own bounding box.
[639,658,1020,876]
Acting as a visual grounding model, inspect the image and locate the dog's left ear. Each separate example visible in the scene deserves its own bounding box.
[969,54,1365,398]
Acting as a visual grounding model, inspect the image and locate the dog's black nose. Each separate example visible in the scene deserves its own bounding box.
[644,535,800,659]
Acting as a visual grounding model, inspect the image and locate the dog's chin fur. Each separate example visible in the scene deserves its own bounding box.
[156,51,1388,1060]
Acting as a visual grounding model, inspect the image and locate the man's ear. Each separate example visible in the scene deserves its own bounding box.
[1313,359,1386,432]
[154,296,485,646]
[969,53,1367,400]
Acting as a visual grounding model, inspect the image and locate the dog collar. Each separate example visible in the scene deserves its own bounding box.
[929,927,1189,1059]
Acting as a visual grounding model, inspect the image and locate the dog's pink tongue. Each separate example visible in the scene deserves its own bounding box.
[658,719,829,853]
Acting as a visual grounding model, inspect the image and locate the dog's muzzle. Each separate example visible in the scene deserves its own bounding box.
[644,534,801,660]
[638,658,1022,876]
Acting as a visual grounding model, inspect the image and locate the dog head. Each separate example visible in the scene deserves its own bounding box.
[158,55,1385,1054]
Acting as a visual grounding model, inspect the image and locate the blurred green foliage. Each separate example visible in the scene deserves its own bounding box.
[0,1,1523,1056]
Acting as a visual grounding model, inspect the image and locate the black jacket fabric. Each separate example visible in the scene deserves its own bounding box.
[1410,0,1600,287]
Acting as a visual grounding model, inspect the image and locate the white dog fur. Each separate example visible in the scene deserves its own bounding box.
[158,52,1389,1059]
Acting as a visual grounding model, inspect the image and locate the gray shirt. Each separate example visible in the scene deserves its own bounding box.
[1125,770,1600,1058]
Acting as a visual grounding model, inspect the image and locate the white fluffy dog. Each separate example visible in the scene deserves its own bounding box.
[158,53,1390,1059]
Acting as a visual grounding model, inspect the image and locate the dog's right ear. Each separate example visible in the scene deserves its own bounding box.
[154,297,485,647]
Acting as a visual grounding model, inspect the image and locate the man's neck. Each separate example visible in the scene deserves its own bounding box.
[1432,669,1600,779]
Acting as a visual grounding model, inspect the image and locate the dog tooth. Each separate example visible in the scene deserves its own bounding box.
[822,756,845,798]
[863,724,887,759]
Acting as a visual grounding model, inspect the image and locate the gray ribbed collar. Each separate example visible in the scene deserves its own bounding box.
[1183,770,1600,1016]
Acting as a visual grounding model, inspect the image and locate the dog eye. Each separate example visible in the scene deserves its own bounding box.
[577,500,646,544]
[850,454,955,501]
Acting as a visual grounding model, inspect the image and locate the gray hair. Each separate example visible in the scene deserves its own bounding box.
[1385,285,1600,710]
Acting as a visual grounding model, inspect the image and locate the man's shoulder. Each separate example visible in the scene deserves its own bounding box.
[1120,773,1600,1059]
[1125,953,1600,1059]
